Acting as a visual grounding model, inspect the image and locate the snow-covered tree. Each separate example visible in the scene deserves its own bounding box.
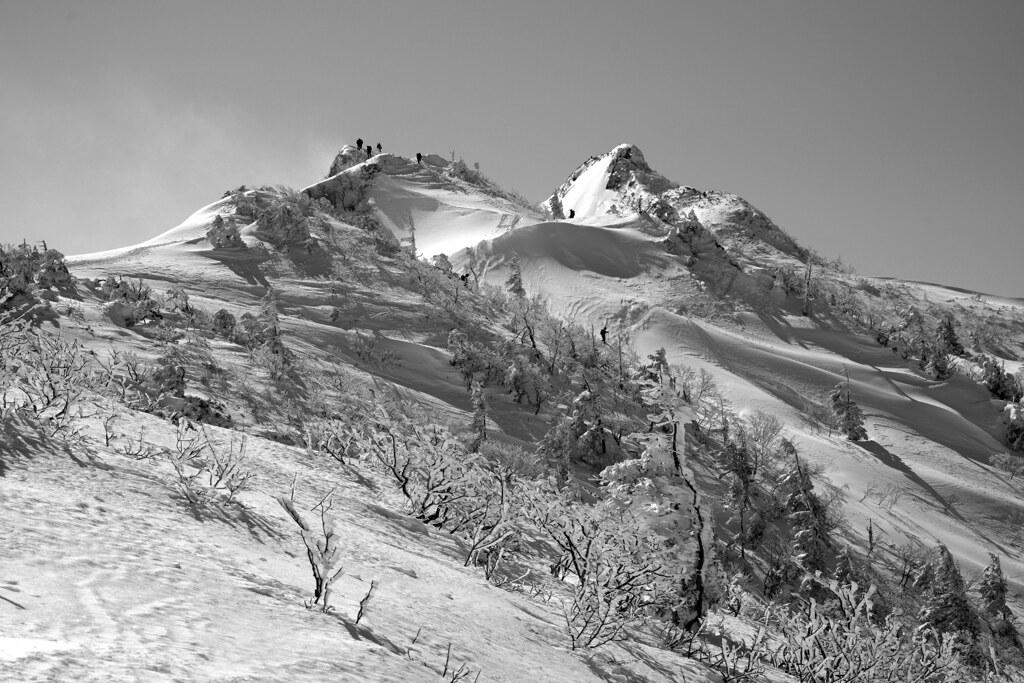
[936,316,964,357]
[925,345,952,380]
[981,356,1022,402]
[721,442,757,555]
[917,544,979,654]
[431,253,453,274]
[980,553,1011,623]
[780,454,828,571]
[206,214,244,248]
[211,309,237,339]
[979,553,1024,665]
[830,381,868,440]
[505,252,526,298]
[549,193,565,220]
[469,380,487,452]
[463,244,485,289]
[833,545,864,587]
[278,493,346,613]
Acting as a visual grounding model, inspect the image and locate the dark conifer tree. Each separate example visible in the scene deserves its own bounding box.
[830,380,868,440]
[505,252,526,298]
[356,138,363,151]
[936,316,964,357]
[917,544,980,660]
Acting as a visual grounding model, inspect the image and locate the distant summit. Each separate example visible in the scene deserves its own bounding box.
[546,143,677,221]
[548,143,804,262]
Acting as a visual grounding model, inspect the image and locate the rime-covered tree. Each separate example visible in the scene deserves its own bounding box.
[925,344,952,380]
[468,380,487,452]
[829,381,868,440]
[780,454,828,571]
[981,356,1021,402]
[980,554,1010,622]
[549,193,565,220]
[505,252,526,298]
[258,287,281,340]
[917,544,979,653]
[431,253,453,274]
[936,316,964,357]
[979,553,1023,660]
[211,309,237,339]
[463,245,484,289]
[722,442,757,556]
[833,545,864,587]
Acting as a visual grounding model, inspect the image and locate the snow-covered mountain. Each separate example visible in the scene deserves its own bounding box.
[4,142,1024,681]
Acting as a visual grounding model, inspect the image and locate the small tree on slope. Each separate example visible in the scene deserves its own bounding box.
[936,316,965,358]
[468,380,487,452]
[781,454,829,572]
[278,493,345,613]
[830,380,868,441]
[505,252,526,298]
[549,193,565,220]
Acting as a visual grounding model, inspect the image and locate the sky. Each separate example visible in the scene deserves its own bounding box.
[1,0,1022,296]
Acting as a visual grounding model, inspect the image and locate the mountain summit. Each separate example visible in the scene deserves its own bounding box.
[548,143,803,265]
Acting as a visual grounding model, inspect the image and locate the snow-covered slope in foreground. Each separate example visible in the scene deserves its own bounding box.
[1,414,712,682]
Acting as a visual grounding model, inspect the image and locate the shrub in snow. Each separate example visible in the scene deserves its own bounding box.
[278,490,345,613]
[168,422,254,507]
[301,418,360,464]
[355,580,378,625]
[163,286,193,316]
[211,309,237,339]
[1002,401,1024,451]
[990,451,1024,477]
[206,215,244,248]
[0,319,91,431]
[769,579,978,682]
[98,276,162,326]
[980,356,1022,402]
[524,482,674,649]
[0,242,72,309]
[364,418,476,528]
[253,198,312,248]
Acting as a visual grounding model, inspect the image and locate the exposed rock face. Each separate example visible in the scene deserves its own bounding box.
[604,144,677,196]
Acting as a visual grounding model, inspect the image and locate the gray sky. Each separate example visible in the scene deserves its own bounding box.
[2,0,1022,296]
